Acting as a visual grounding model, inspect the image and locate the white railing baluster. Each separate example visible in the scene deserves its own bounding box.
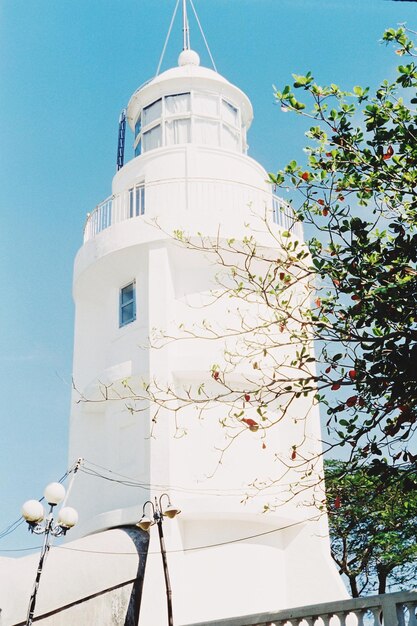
[396,603,406,626]
[333,611,348,626]
[370,607,382,625]
[406,602,417,626]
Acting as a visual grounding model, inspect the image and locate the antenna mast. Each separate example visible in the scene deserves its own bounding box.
[156,0,217,75]
[182,0,190,50]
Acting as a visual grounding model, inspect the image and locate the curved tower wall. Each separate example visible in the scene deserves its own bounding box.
[67,56,347,622]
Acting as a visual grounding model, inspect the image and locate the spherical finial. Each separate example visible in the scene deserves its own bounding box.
[178,49,200,67]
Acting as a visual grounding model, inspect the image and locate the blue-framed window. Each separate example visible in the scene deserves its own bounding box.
[120,281,136,327]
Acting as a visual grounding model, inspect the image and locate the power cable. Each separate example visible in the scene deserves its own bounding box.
[156,0,181,76]
[51,514,320,557]
[0,465,75,542]
[188,0,217,71]
[0,514,319,555]
[0,546,42,553]
[81,459,310,497]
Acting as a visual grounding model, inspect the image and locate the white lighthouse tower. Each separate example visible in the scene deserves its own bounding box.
[66,5,347,621]
[0,5,347,625]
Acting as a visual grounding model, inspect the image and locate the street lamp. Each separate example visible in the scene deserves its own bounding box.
[136,494,181,626]
[22,482,78,626]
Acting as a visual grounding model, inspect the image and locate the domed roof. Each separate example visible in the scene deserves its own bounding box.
[149,62,230,88]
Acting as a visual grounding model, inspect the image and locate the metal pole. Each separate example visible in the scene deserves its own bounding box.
[182,0,189,50]
[25,512,53,626]
[156,514,174,626]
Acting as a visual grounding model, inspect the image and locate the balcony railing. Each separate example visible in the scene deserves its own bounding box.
[185,590,417,626]
[272,194,303,240]
[83,183,303,243]
[84,194,113,241]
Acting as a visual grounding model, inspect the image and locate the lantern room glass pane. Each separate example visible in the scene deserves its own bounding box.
[143,125,162,152]
[194,118,219,146]
[143,99,162,126]
[165,93,191,116]
[222,99,238,127]
[193,93,219,117]
[165,119,191,145]
[135,116,142,138]
[221,124,240,151]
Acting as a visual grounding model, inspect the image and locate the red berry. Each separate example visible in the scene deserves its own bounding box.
[244,394,251,402]
[331,383,341,391]
[349,369,357,380]
[301,172,309,181]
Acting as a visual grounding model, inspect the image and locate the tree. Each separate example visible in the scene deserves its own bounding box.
[268,25,417,473]
[86,26,417,491]
[325,460,417,596]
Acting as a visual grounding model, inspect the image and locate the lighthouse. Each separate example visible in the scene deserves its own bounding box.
[0,4,347,624]
[67,2,347,620]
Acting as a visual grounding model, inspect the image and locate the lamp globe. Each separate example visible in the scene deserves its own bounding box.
[22,500,45,523]
[57,506,78,529]
[44,482,66,506]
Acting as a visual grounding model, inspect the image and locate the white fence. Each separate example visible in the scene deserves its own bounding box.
[184,590,417,626]
[83,183,303,243]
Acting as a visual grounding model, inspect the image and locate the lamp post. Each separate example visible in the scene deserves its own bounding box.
[21,482,78,626]
[136,494,181,626]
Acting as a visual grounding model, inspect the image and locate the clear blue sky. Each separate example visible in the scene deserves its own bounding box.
[0,0,416,552]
